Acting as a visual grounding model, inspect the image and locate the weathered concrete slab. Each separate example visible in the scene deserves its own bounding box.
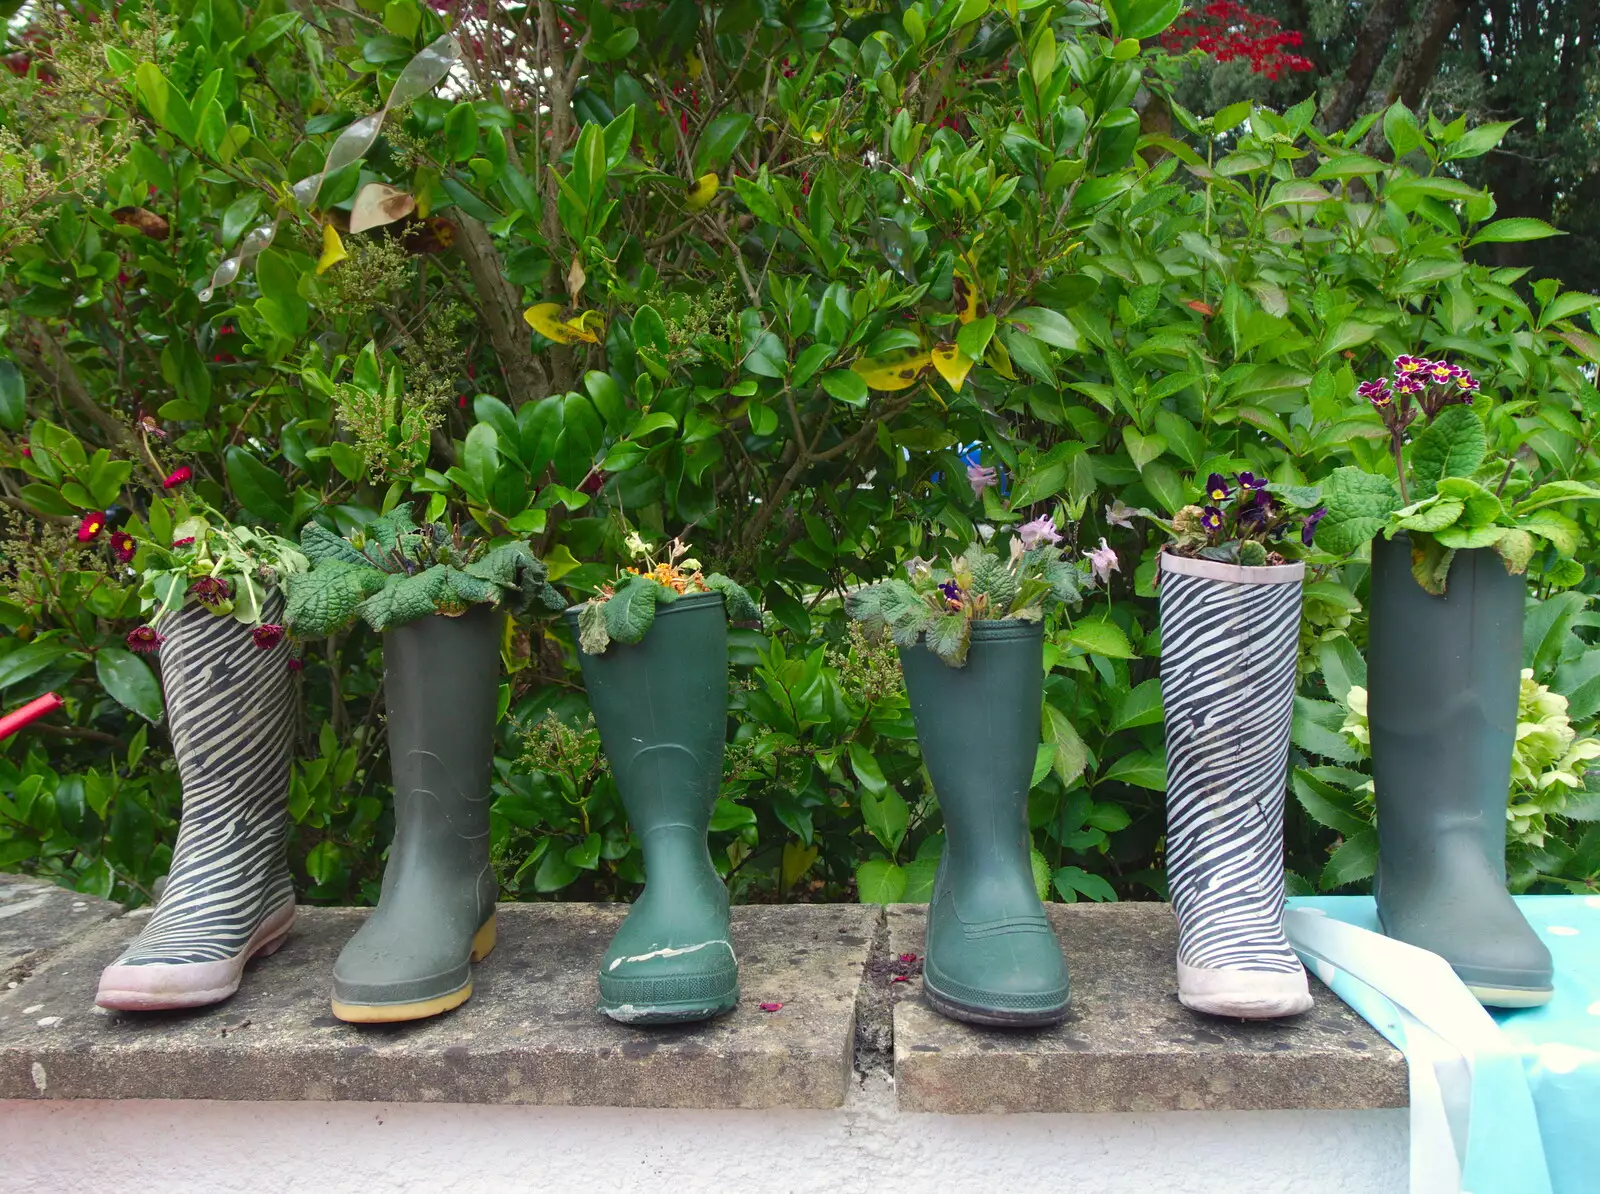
[886,902,1407,1114]
[0,873,122,983]
[0,902,877,1108]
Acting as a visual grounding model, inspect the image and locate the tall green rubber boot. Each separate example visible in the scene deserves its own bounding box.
[331,607,502,1022]
[900,619,1070,1028]
[1369,534,1553,1007]
[568,591,738,1024]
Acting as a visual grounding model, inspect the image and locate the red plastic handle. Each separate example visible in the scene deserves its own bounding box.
[0,693,65,742]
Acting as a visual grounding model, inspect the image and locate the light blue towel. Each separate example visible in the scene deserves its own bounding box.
[1288,895,1600,1194]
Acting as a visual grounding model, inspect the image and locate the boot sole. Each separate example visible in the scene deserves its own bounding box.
[598,966,739,1025]
[1468,982,1553,1009]
[330,915,497,1024]
[96,898,296,1012]
[923,980,1070,1029]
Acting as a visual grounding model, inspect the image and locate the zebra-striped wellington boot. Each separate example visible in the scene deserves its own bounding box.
[330,607,501,1023]
[96,596,296,1011]
[900,619,1070,1028]
[1159,554,1313,1019]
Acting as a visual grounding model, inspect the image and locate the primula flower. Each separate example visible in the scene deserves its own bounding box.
[1017,516,1062,550]
[1453,368,1479,393]
[76,512,106,543]
[1394,355,1429,375]
[1200,506,1225,535]
[1357,378,1393,408]
[966,462,1000,499]
[189,576,232,606]
[287,657,304,673]
[252,624,285,650]
[1427,361,1457,384]
[1084,538,1120,585]
[171,536,195,548]
[1302,507,1327,546]
[1204,473,1232,503]
[125,625,165,654]
[110,530,137,563]
[1237,472,1267,492]
[163,465,192,489]
[1394,374,1424,396]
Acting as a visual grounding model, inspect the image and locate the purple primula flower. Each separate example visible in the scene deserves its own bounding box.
[1200,506,1225,535]
[1204,473,1232,504]
[125,625,165,654]
[1394,373,1424,396]
[1237,472,1268,492]
[1357,378,1393,408]
[967,462,999,499]
[1453,367,1479,394]
[1238,489,1276,531]
[1083,537,1119,584]
[1017,516,1062,551]
[1394,354,1430,376]
[1302,507,1327,546]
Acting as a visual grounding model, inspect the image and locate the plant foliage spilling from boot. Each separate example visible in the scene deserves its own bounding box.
[1155,472,1325,567]
[847,519,1091,667]
[575,533,758,655]
[1317,357,1600,593]
[284,505,566,637]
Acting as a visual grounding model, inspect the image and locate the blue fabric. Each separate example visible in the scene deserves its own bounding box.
[1289,895,1600,1194]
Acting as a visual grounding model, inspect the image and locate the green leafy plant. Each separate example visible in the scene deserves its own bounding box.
[1317,356,1600,592]
[575,532,759,655]
[846,518,1090,667]
[283,504,565,637]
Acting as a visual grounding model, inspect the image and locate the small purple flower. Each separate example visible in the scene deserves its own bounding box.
[1237,472,1268,492]
[1083,537,1120,584]
[1453,368,1479,394]
[1238,489,1276,531]
[1200,506,1225,535]
[1394,354,1430,376]
[125,626,165,654]
[1302,507,1328,546]
[938,579,962,607]
[967,462,999,499]
[1426,360,1458,385]
[1357,378,1392,408]
[1394,373,1424,396]
[252,624,285,651]
[1017,516,1062,551]
[1204,473,1232,503]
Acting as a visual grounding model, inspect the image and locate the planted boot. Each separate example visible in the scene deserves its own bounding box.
[570,591,738,1025]
[1159,555,1313,1019]
[900,619,1070,1028]
[1369,535,1553,1007]
[97,596,296,1011]
[330,607,501,1023]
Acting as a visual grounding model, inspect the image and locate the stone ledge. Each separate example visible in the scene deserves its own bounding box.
[0,876,1407,1114]
[887,903,1408,1114]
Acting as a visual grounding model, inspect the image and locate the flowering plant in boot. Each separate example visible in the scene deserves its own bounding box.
[126,502,310,653]
[845,517,1090,667]
[284,504,566,636]
[574,532,759,655]
[1317,356,1600,593]
[1158,471,1324,567]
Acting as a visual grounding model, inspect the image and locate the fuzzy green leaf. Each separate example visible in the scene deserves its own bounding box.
[1519,510,1582,556]
[356,568,449,632]
[603,576,660,644]
[1392,497,1464,533]
[284,561,387,636]
[1407,405,1486,501]
[1316,467,1402,555]
[577,601,611,654]
[465,541,567,613]
[1495,528,1537,574]
[1515,480,1600,514]
[924,613,971,665]
[300,521,369,566]
[703,573,760,622]
[1409,535,1456,595]
[1432,523,1506,550]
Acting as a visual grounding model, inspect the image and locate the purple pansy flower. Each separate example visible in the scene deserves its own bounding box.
[1204,473,1232,504]
[1200,506,1225,535]
[1237,472,1268,492]
[1301,507,1327,546]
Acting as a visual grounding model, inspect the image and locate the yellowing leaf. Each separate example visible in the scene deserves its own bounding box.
[953,270,983,324]
[524,302,603,345]
[851,349,930,392]
[542,543,581,582]
[316,223,348,275]
[686,172,720,210]
[348,182,416,233]
[931,343,975,390]
[687,53,703,81]
[984,335,1016,380]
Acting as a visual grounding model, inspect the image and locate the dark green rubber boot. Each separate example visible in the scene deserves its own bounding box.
[331,607,502,1022]
[568,592,738,1025]
[1369,535,1553,1007]
[900,619,1070,1028]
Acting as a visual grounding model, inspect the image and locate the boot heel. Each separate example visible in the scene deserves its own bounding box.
[469,914,496,962]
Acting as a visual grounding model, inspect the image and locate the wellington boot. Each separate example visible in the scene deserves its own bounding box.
[1369,535,1553,1007]
[900,619,1069,1028]
[97,596,296,1011]
[1159,555,1313,1020]
[569,592,738,1025]
[330,608,501,1023]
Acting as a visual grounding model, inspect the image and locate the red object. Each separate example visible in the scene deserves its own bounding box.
[758,1001,783,1012]
[1159,2,1315,81]
[76,512,105,542]
[0,693,64,741]
[163,465,192,489]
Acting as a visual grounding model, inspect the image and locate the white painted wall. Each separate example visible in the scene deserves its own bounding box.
[0,1075,1406,1194]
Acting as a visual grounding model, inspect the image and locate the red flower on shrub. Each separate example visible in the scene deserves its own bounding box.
[125,625,165,654]
[1159,2,1315,81]
[110,530,137,563]
[163,465,192,489]
[77,512,105,542]
[252,624,285,650]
